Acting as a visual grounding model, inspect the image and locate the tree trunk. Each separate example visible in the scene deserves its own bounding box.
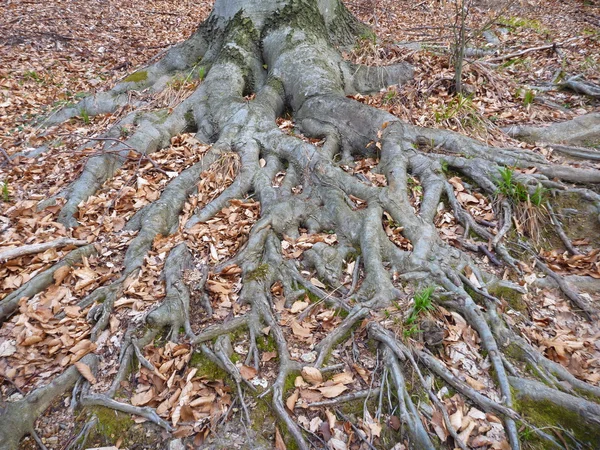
[2,0,600,449]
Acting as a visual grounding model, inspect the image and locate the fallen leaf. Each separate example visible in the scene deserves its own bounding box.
[290,300,309,313]
[74,361,97,384]
[318,383,347,398]
[240,365,257,380]
[301,367,323,385]
[275,427,287,450]
[131,387,154,406]
[332,371,354,385]
[291,321,312,338]
[286,389,299,411]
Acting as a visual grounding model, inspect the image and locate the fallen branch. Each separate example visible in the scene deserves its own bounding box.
[0,237,88,263]
[484,37,582,63]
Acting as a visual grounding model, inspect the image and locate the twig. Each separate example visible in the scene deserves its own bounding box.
[485,37,583,63]
[0,238,88,263]
[307,389,380,407]
[546,202,580,255]
[0,147,12,166]
[405,350,468,450]
[335,409,378,450]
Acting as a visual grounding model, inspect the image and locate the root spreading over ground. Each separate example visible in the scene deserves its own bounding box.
[2,0,600,449]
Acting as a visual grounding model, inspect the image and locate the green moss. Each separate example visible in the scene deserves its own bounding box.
[184,109,195,127]
[504,342,526,361]
[91,406,134,438]
[283,370,300,396]
[247,263,270,281]
[498,16,548,34]
[248,394,275,434]
[262,0,328,42]
[82,406,149,447]
[514,394,600,447]
[488,284,527,313]
[256,334,277,353]
[266,76,285,96]
[124,70,148,83]
[190,351,229,380]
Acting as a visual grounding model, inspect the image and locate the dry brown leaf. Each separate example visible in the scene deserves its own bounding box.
[332,371,354,385]
[53,265,71,285]
[318,383,347,398]
[262,351,277,362]
[240,365,257,380]
[74,361,97,384]
[275,427,287,450]
[291,321,312,338]
[310,277,326,289]
[286,389,299,411]
[290,300,309,314]
[352,363,369,383]
[431,408,448,441]
[325,408,336,430]
[458,418,476,443]
[131,387,154,406]
[301,366,323,385]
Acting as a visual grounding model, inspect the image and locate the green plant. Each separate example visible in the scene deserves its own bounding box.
[197,66,206,81]
[530,184,547,207]
[2,182,9,202]
[497,167,527,202]
[406,286,435,325]
[433,94,481,128]
[496,167,547,205]
[498,16,547,34]
[522,89,535,106]
[382,89,397,105]
[403,324,421,338]
[23,70,41,82]
[80,109,90,125]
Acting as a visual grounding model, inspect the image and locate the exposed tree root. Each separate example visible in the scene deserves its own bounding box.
[0,244,96,324]
[0,238,88,263]
[3,0,600,449]
[0,354,98,449]
[505,112,600,147]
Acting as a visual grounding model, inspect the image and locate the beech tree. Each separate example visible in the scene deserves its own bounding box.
[2,0,600,449]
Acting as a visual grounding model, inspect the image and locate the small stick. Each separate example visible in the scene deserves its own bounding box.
[335,409,378,450]
[546,202,580,255]
[0,237,88,263]
[307,389,381,407]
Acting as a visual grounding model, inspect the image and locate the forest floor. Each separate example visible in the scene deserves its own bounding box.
[1,0,600,449]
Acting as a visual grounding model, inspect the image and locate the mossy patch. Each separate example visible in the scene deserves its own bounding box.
[488,284,527,314]
[190,351,229,380]
[247,263,270,281]
[82,406,153,447]
[256,334,277,353]
[514,394,600,448]
[124,70,148,83]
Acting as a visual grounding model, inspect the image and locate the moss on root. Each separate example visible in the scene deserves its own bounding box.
[190,351,229,380]
[488,284,527,314]
[514,394,600,448]
[246,263,270,281]
[124,70,148,83]
[82,406,154,448]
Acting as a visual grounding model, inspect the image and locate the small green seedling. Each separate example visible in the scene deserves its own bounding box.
[80,109,90,124]
[198,66,206,81]
[406,286,435,325]
[523,89,535,106]
[2,182,9,202]
[496,167,547,205]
